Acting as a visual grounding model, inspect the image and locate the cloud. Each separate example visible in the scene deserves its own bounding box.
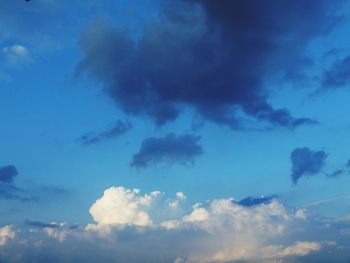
[25,220,60,229]
[237,195,276,207]
[1,185,350,263]
[290,147,328,184]
[327,169,344,178]
[305,195,350,209]
[0,165,31,201]
[89,187,187,227]
[0,165,17,183]
[0,225,15,247]
[77,0,343,129]
[262,241,321,258]
[0,165,68,202]
[1,44,30,67]
[323,55,350,88]
[78,119,132,145]
[0,184,35,202]
[130,133,202,168]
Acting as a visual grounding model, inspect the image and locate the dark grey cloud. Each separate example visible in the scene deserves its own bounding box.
[237,195,276,207]
[131,133,202,168]
[0,165,17,183]
[77,0,343,129]
[290,147,328,184]
[78,119,132,145]
[323,56,350,88]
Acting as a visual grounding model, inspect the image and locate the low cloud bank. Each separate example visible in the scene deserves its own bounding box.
[0,186,349,263]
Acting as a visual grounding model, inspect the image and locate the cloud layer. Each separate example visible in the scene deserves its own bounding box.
[1,185,350,263]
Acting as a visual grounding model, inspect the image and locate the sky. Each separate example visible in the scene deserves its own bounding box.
[1,0,350,262]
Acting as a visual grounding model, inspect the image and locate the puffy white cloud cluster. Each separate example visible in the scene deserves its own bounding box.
[88,186,187,227]
[0,225,15,246]
[0,186,349,263]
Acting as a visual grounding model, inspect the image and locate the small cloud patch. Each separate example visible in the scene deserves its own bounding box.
[131,133,202,168]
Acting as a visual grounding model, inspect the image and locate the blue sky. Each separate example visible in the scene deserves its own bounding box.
[1,1,350,262]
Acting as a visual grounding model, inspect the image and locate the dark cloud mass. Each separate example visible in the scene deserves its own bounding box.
[131,133,202,168]
[79,119,132,145]
[290,147,328,184]
[0,165,17,183]
[77,0,342,129]
[323,56,350,88]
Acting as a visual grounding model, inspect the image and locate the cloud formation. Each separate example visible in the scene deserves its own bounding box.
[1,44,30,68]
[290,147,328,184]
[89,186,187,226]
[0,165,67,202]
[0,165,29,201]
[0,165,17,183]
[130,133,202,168]
[77,0,344,129]
[323,55,350,88]
[78,119,132,145]
[1,185,350,263]
[0,225,15,247]
[238,195,276,207]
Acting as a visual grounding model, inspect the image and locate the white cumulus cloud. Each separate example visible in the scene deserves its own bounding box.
[0,186,349,263]
[0,225,15,246]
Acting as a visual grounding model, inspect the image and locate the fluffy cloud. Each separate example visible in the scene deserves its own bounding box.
[1,186,349,263]
[89,186,187,227]
[0,225,15,246]
[131,133,202,168]
[290,147,328,184]
[78,119,132,145]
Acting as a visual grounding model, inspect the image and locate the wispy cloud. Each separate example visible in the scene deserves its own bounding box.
[78,119,132,146]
